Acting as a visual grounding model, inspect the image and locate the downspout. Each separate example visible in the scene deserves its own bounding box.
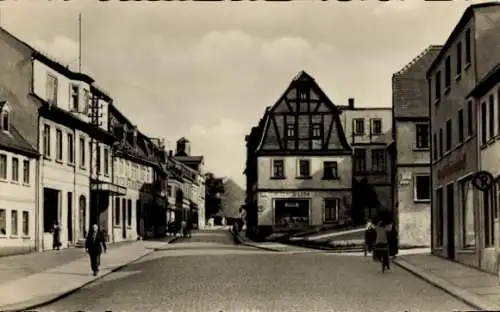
[72,126,77,246]
[428,73,434,254]
[35,112,41,252]
[111,145,115,243]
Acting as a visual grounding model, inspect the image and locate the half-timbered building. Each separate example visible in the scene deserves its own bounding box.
[247,71,353,238]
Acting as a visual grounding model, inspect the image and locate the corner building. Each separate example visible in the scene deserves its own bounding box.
[252,71,353,238]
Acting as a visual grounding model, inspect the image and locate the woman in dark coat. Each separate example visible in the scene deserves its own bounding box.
[388,224,399,258]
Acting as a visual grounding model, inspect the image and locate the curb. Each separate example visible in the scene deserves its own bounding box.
[393,258,500,311]
[230,231,282,252]
[1,237,180,312]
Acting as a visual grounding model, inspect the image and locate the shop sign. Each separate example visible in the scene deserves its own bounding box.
[273,191,311,198]
[472,171,494,192]
[437,154,466,180]
[399,172,412,185]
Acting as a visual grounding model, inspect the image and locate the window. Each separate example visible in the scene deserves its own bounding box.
[56,129,63,161]
[11,157,18,182]
[484,188,495,247]
[461,178,475,248]
[22,211,29,236]
[43,124,51,158]
[371,119,382,135]
[458,109,464,143]
[23,160,29,184]
[46,73,58,105]
[354,149,366,174]
[299,89,307,100]
[104,148,109,176]
[0,209,5,235]
[371,149,385,173]
[445,119,452,151]
[434,71,441,102]
[439,128,444,157]
[456,42,462,77]
[323,161,338,179]
[96,145,101,174]
[415,124,429,149]
[83,89,91,114]
[272,159,285,178]
[79,137,85,167]
[467,100,473,136]
[414,175,430,201]
[444,56,451,91]
[127,199,132,227]
[114,197,121,225]
[286,123,295,137]
[70,85,79,112]
[11,210,17,236]
[481,101,487,145]
[312,124,321,137]
[489,94,495,139]
[167,185,172,197]
[67,133,74,164]
[436,188,444,247]
[353,119,364,136]
[297,159,310,178]
[0,154,6,179]
[465,28,471,65]
[1,111,8,131]
[433,133,438,160]
[324,198,340,222]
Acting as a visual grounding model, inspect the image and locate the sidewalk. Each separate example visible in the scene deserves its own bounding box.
[395,253,500,311]
[0,238,178,312]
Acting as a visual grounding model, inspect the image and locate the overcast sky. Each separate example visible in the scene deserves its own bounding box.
[0,0,488,187]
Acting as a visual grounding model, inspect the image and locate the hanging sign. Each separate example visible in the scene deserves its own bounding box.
[472,171,494,192]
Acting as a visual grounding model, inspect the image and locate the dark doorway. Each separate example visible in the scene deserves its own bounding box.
[446,183,455,260]
[67,192,73,243]
[274,199,309,228]
[122,198,127,239]
[136,199,142,236]
[176,189,184,222]
[79,195,86,238]
[43,188,59,233]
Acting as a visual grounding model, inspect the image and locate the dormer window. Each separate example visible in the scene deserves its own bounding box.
[1,102,11,132]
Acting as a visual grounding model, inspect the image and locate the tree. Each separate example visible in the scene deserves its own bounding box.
[204,172,225,219]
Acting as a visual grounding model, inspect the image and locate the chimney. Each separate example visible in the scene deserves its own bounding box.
[348,98,355,109]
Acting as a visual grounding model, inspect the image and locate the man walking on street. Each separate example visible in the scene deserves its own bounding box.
[85,224,107,276]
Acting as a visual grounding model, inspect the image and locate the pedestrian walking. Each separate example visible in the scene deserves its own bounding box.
[373,220,391,273]
[138,217,145,240]
[85,224,107,276]
[364,218,376,257]
[52,221,62,250]
[181,220,187,238]
[388,223,399,259]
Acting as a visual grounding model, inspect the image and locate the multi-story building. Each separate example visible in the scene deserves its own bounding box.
[0,100,38,254]
[392,46,441,247]
[428,2,500,267]
[108,104,167,241]
[173,137,206,229]
[245,71,353,240]
[339,100,393,224]
[468,63,500,274]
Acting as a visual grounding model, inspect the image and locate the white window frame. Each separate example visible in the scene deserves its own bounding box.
[1,103,10,132]
[296,159,311,178]
[67,133,74,164]
[271,159,285,178]
[0,154,6,180]
[55,128,63,162]
[414,174,431,202]
[11,157,19,182]
[353,118,365,136]
[46,73,58,105]
[70,84,80,112]
[324,198,340,222]
[370,118,382,136]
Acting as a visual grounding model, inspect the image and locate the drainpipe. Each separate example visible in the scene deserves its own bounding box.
[428,73,434,254]
[35,114,41,252]
[72,126,77,246]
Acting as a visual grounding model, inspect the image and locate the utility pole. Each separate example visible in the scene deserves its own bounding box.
[78,13,82,72]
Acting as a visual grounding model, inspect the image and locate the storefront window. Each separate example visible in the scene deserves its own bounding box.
[460,178,475,248]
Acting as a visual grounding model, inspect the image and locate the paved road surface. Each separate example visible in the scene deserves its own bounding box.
[39,230,475,312]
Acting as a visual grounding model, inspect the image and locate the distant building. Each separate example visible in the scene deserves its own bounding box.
[392,45,441,247]
[338,99,393,224]
[245,71,353,240]
[173,137,206,229]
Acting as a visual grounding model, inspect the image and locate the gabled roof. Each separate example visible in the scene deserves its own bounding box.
[177,137,189,143]
[0,125,39,157]
[393,45,442,118]
[427,2,500,76]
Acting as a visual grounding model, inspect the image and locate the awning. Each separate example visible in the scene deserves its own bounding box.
[91,181,127,196]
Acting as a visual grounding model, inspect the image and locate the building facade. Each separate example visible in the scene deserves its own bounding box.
[248,71,353,239]
[339,100,393,224]
[0,100,38,254]
[428,3,500,267]
[469,63,500,274]
[393,46,441,247]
